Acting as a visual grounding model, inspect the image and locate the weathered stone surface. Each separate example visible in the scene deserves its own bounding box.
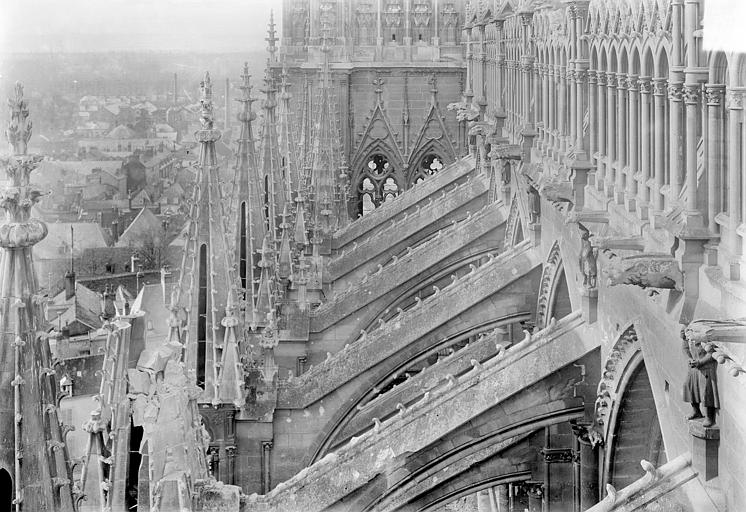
[280,241,540,409]
[603,254,683,290]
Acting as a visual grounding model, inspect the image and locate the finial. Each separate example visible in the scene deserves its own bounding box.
[199,71,214,128]
[266,10,278,61]
[6,81,32,156]
[373,75,385,105]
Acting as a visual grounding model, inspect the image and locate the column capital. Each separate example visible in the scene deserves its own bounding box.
[596,71,607,86]
[652,78,668,96]
[627,75,640,92]
[683,83,701,105]
[727,89,744,110]
[617,74,629,90]
[225,445,237,457]
[638,77,652,94]
[575,69,588,84]
[261,440,274,450]
[668,81,684,102]
[566,69,576,81]
[587,70,597,84]
[704,84,726,106]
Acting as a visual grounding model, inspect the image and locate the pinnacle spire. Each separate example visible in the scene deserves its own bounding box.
[266,10,278,63]
[171,71,244,404]
[278,57,302,198]
[259,60,288,238]
[0,81,76,511]
[232,62,267,331]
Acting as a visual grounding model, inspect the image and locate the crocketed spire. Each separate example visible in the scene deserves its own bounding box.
[0,81,76,511]
[170,72,244,406]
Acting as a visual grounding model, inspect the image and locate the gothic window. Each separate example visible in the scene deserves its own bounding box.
[412,153,444,184]
[357,154,400,216]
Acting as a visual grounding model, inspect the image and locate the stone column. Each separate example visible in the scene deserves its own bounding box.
[376,0,383,46]
[571,424,601,510]
[653,78,667,211]
[639,77,652,215]
[596,72,606,189]
[261,441,273,493]
[588,71,597,158]
[226,445,237,485]
[549,66,556,145]
[684,83,701,213]
[615,74,628,203]
[726,89,743,273]
[570,67,578,148]
[477,489,492,512]
[575,68,587,156]
[668,82,684,204]
[526,482,544,512]
[494,484,509,512]
[521,58,534,130]
[559,68,567,151]
[705,84,725,231]
[627,75,639,211]
[606,72,617,197]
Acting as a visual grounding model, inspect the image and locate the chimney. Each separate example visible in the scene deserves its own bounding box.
[64,270,76,300]
[173,72,178,104]
[224,77,231,132]
[65,225,75,300]
[101,284,116,321]
[111,220,119,243]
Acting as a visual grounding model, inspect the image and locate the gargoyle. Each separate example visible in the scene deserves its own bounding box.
[603,254,683,290]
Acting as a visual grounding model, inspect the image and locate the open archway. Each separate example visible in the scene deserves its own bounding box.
[607,361,666,490]
[0,468,11,512]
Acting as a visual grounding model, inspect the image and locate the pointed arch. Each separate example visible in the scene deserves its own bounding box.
[535,242,571,329]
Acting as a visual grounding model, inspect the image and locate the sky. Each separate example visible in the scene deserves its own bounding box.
[0,0,282,53]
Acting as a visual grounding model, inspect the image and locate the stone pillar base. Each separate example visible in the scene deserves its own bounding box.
[689,421,719,481]
[636,201,650,221]
[614,190,625,205]
[580,287,598,324]
[703,243,719,266]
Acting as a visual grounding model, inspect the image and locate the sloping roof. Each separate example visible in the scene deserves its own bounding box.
[49,282,103,331]
[117,207,162,247]
[35,222,109,260]
[155,123,175,133]
[107,124,136,139]
[104,104,121,116]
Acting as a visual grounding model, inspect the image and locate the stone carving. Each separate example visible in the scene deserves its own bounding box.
[541,447,575,464]
[683,84,701,105]
[527,185,541,224]
[538,174,574,203]
[595,325,640,436]
[603,254,683,290]
[727,90,743,110]
[535,241,562,329]
[578,226,597,289]
[704,85,725,106]
[682,321,730,427]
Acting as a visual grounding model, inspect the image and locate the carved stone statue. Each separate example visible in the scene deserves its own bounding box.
[528,186,540,224]
[579,229,597,289]
[501,160,511,186]
[681,325,719,427]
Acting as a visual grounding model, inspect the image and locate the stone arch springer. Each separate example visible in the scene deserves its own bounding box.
[535,241,565,329]
[594,323,643,442]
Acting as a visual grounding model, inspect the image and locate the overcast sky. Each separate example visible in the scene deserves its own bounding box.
[1,0,282,53]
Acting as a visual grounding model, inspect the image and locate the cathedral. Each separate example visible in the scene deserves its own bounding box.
[1,0,746,511]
